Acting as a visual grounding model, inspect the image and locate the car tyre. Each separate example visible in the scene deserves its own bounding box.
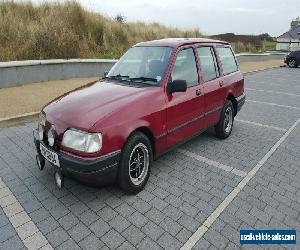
[288,58,298,68]
[215,100,234,139]
[118,132,153,194]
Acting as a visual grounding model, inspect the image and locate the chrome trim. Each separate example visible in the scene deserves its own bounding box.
[101,150,121,159]
[61,149,121,162]
[168,113,206,134]
[66,162,118,174]
[155,106,223,139]
[205,106,223,117]
[236,93,246,102]
[156,132,167,140]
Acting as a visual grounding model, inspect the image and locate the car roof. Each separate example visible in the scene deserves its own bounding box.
[134,38,229,48]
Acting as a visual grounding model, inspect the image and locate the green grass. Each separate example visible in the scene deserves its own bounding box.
[263,40,277,51]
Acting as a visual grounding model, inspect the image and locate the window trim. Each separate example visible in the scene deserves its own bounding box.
[196,46,221,83]
[168,46,200,88]
[216,45,239,76]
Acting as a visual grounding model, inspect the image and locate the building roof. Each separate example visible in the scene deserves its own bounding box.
[134,38,229,48]
[278,25,300,39]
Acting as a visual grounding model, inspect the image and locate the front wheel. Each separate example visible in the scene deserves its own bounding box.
[215,100,234,139]
[118,132,153,194]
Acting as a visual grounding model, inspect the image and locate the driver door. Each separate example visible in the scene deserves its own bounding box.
[166,47,205,148]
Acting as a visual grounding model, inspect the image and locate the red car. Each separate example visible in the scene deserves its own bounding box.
[34,38,245,193]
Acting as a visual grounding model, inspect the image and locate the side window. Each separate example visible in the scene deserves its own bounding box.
[197,47,219,82]
[171,48,198,87]
[217,47,238,75]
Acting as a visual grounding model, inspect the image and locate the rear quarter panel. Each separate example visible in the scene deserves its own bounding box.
[223,71,244,98]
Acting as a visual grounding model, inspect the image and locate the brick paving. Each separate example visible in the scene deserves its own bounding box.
[0,67,299,249]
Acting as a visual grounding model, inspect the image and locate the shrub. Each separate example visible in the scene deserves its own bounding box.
[0,1,202,61]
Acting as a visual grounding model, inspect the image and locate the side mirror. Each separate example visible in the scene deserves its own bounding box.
[167,80,187,94]
[104,71,108,77]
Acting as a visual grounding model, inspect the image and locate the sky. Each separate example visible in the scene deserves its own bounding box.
[33,0,300,36]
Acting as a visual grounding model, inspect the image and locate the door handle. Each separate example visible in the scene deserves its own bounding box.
[196,89,201,96]
[219,80,224,87]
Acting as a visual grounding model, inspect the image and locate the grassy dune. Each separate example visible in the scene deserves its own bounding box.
[0,1,268,61]
[0,1,202,61]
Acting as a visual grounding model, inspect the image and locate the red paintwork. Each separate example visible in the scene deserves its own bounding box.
[43,39,244,159]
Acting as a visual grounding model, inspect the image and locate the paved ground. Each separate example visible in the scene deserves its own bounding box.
[0,67,299,249]
[0,60,283,119]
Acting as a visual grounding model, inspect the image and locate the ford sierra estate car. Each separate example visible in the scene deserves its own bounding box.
[34,38,245,193]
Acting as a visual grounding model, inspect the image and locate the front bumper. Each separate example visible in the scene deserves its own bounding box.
[33,130,120,186]
[236,93,246,113]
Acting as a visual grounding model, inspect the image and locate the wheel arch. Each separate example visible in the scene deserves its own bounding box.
[226,94,238,116]
[127,126,156,158]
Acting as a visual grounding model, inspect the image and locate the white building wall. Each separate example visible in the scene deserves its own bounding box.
[276,38,300,51]
[276,43,289,51]
[290,42,300,51]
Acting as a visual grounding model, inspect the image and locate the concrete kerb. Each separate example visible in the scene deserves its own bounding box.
[243,65,283,75]
[0,112,39,126]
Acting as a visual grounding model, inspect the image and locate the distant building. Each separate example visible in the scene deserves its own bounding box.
[276,17,300,51]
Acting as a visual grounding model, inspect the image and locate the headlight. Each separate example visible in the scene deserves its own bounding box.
[61,129,102,153]
[39,112,46,126]
[38,124,44,141]
[38,112,46,141]
[47,126,56,147]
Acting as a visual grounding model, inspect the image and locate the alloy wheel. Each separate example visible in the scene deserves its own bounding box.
[224,107,233,134]
[129,143,149,186]
[289,59,296,68]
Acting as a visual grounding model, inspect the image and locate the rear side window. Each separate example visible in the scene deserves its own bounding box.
[171,48,199,87]
[217,47,238,75]
[197,47,219,82]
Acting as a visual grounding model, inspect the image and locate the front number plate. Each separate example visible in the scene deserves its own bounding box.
[40,143,60,167]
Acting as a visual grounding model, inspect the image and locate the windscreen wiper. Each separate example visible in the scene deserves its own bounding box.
[129,77,157,83]
[105,74,130,80]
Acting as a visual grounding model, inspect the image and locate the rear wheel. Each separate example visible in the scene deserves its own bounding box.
[118,132,153,194]
[215,100,234,139]
[288,58,298,68]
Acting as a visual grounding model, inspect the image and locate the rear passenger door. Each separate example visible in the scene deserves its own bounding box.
[197,46,226,126]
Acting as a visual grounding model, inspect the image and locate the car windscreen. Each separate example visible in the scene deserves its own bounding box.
[107,46,173,85]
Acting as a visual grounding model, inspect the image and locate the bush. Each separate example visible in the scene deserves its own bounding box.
[0,1,265,60]
[0,1,202,61]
